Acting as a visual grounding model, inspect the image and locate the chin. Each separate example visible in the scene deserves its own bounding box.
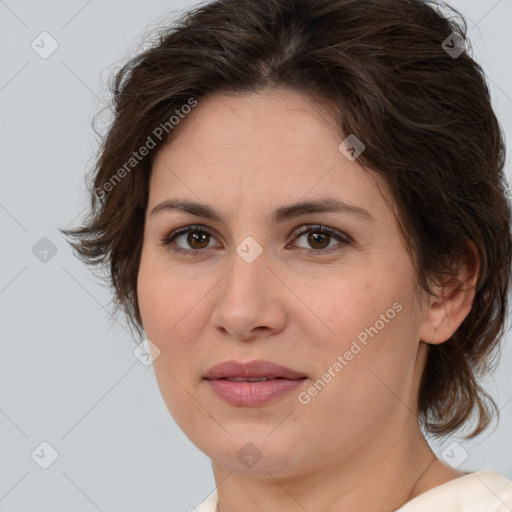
[206,436,305,476]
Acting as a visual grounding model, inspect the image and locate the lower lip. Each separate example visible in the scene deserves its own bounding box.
[205,378,307,406]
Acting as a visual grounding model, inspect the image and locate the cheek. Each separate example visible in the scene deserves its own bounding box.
[137,267,171,339]
[312,268,418,392]
[136,253,213,379]
[318,272,401,347]
[137,251,200,338]
[137,257,207,424]
[299,303,418,447]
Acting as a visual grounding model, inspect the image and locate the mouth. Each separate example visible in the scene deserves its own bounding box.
[203,360,307,406]
[204,377,307,406]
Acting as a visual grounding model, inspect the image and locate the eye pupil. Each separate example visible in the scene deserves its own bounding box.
[308,232,330,249]
[189,231,209,249]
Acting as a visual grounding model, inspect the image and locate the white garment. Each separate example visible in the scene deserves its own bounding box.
[394,470,512,511]
[194,470,512,512]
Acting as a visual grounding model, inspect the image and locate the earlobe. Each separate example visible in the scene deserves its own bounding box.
[419,240,480,345]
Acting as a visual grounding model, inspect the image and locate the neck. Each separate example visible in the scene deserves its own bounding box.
[211,421,463,512]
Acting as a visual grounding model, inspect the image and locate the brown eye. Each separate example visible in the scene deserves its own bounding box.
[307,232,331,250]
[186,231,210,249]
[161,224,351,256]
[161,226,221,254]
[292,225,351,254]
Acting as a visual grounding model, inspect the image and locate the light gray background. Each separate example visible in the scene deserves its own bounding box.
[1,1,511,511]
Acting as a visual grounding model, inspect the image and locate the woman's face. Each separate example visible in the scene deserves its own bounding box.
[137,88,432,477]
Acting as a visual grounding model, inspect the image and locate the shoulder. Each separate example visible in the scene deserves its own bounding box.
[396,470,512,512]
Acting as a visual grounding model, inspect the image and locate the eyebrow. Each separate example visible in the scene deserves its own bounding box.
[150,197,375,224]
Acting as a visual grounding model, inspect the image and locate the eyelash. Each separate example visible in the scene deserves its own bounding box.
[160,224,352,256]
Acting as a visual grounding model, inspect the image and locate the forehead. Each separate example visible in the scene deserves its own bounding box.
[165,88,338,152]
[149,89,393,223]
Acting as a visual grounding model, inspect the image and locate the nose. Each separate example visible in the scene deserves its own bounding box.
[209,245,287,342]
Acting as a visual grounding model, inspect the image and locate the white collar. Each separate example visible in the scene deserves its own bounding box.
[395,470,512,511]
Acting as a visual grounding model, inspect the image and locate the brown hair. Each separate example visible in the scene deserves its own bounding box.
[61,0,512,439]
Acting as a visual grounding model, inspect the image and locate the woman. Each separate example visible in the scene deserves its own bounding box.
[62,0,512,510]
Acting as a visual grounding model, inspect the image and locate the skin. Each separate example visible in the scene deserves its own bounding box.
[137,88,477,512]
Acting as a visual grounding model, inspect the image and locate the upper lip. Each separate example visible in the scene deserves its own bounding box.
[204,360,307,380]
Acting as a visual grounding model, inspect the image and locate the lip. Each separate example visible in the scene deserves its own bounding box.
[204,359,307,380]
[203,359,307,407]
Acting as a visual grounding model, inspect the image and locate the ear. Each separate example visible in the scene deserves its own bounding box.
[418,240,480,345]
